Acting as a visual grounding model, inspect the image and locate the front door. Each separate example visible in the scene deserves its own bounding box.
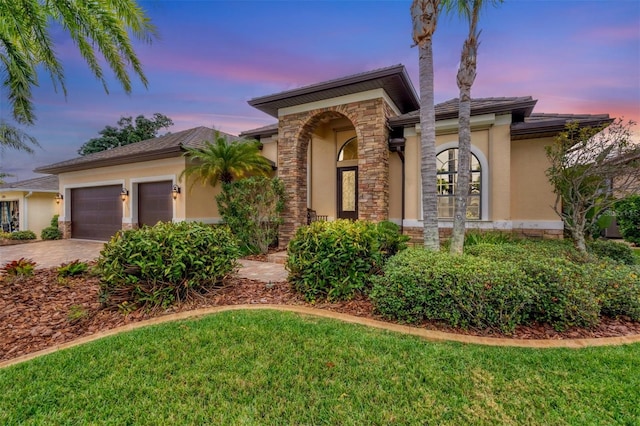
[337,166,358,220]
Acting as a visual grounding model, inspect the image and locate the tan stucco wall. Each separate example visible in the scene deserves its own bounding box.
[510,136,558,221]
[0,191,58,237]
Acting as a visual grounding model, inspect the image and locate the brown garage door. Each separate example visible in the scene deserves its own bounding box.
[71,185,122,241]
[138,181,172,227]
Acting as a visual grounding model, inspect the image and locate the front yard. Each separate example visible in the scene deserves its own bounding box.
[1,310,639,424]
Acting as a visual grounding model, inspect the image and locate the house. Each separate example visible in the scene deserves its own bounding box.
[0,175,60,237]
[35,64,611,244]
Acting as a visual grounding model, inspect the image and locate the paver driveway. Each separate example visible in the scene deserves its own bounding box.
[0,240,105,269]
[0,239,288,281]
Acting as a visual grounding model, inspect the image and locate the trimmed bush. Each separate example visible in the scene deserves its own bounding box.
[286,220,384,302]
[41,215,62,240]
[588,239,636,265]
[370,249,534,333]
[591,262,640,321]
[97,221,240,310]
[614,195,640,245]
[9,230,36,240]
[375,221,410,259]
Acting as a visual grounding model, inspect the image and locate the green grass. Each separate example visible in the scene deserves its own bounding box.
[633,247,640,263]
[1,310,638,425]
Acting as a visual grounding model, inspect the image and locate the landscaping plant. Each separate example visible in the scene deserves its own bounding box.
[57,260,89,277]
[588,239,636,266]
[9,230,36,240]
[97,221,240,310]
[286,220,408,302]
[1,258,36,277]
[41,215,63,240]
[614,195,640,245]
[216,176,286,254]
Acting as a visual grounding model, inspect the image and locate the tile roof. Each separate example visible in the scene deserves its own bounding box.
[511,113,612,140]
[34,127,239,174]
[0,174,59,192]
[248,64,420,117]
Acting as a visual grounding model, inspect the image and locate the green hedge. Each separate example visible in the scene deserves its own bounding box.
[370,249,533,333]
[372,242,640,333]
[588,239,636,265]
[9,230,36,240]
[97,222,240,310]
[286,220,408,302]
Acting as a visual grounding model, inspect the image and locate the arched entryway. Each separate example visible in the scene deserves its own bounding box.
[276,98,393,247]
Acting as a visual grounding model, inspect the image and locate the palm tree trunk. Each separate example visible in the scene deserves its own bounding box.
[450,2,480,255]
[412,0,441,251]
[419,42,440,250]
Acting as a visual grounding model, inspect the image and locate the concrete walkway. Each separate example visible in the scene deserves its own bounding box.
[0,239,288,281]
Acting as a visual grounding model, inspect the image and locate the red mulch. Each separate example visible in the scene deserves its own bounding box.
[2,267,640,362]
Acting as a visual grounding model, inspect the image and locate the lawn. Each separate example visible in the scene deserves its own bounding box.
[633,247,640,263]
[1,310,638,425]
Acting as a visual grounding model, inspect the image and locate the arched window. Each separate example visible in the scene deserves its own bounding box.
[337,137,358,161]
[436,148,482,219]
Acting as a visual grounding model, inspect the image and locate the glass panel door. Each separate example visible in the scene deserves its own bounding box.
[337,166,358,220]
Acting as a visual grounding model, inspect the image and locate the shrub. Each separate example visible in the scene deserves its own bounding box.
[374,221,410,259]
[370,249,533,333]
[1,258,36,276]
[614,195,640,245]
[588,239,636,265]
[9,230,36,240]
[591,262,640,321]
[97,221,240,310]
[0,231,11,240]
[464,230,518,246]
[57,260,89,277]
[41,215,62,240]
[216,176,286,255]
[286,220,384,302]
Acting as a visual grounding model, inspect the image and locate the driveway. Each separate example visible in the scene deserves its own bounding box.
[0,239,288,281]
[0,240,104,269]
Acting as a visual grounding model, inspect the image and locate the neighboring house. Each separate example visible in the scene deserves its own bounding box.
[0,175,60,237]
[35,64,611,244]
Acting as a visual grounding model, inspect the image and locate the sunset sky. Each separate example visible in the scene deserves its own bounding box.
[1,0,639,181]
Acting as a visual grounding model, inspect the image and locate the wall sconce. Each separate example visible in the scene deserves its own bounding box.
[120,187,129,202]
[55,193,63,204]
[171,184,181,200]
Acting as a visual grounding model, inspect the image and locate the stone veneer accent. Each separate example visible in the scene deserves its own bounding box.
[60,221,72,239]
[277,98,396,247]
[402,226,564,246]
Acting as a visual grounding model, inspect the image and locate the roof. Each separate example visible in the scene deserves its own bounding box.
[511,113,613,140]
[239,122,279,139]
[388,96,538,127]
[34,127,239,175]
[0,175,59,192]
[248,64,420,118]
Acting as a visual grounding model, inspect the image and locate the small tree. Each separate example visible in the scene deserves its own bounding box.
[546,119,639,253]
[78,113,173,155]
[216,176,286,255]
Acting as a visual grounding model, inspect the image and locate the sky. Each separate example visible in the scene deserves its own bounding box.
[1,0,639,182]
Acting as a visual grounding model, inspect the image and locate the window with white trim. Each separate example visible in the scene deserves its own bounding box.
[436,148,482,219]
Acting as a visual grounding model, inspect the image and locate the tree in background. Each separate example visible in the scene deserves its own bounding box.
[449,0,502,255]
[77,113,174,155]
[614,195,640,245]
[0,0,156,151]
[411,0,442,251]
[180,132,273,187]
[545,119,639,254]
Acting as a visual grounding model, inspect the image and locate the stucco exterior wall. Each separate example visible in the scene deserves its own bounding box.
[0,191,58,237]
[510,136,558,222]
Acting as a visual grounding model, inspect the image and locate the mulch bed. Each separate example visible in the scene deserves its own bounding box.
[2,267,640,362]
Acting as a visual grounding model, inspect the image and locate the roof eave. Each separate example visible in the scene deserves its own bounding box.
[34,146,183,175]
[511,117,614,140]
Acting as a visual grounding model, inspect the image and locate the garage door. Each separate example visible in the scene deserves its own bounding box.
[71,185,122,241]
[138,181,172,227]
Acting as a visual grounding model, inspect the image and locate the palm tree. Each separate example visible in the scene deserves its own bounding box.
[449,0,501,255]
[0,0,156,150]
[411,0,442,251]
[0,123,39,154]
[181,132,273,188]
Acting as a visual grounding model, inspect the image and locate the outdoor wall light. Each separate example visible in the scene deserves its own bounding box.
[55,193,63,204]
[171,184,181,200]
[120,187,129,202]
